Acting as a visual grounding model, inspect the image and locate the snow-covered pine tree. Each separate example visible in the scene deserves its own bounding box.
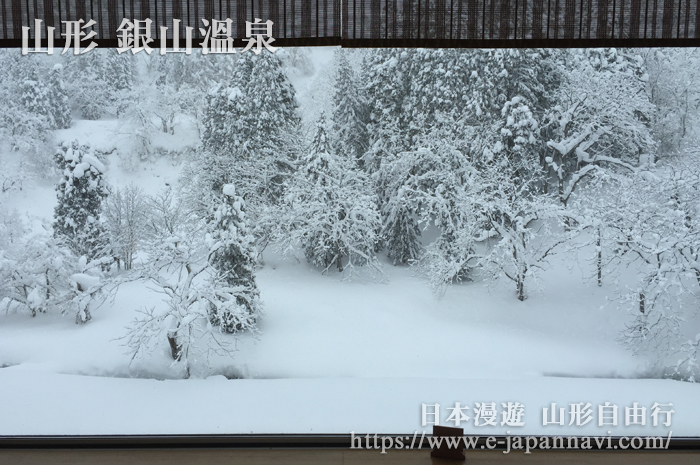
[191,52,300,251]
[65,50,109,120]
[3,54,52,153]
[332,49,369,167]
[0,53,53,190]
[362,49,415,174]
[240,52,300,204]
[53,140,108,262]
[279,114,381,275]
[200,54,253,156]
[186,55,252,216]
[104,50,134,116]
[45,64,72,130]
[18,60,50,124]
[406,49,471,138]
[362,50,424,263]
[467,49,558,180]
[206,184,262,333]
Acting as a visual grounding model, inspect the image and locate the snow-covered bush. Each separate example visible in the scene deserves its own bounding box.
[0,235,109,323]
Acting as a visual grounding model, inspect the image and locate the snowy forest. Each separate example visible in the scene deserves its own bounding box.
[0,45,699,411]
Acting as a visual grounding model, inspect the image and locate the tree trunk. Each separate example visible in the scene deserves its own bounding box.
[45,270,50,302]
[167,331,182,361]
[597,228,602,287]
[336,253,343,272]
[516,276,525,301]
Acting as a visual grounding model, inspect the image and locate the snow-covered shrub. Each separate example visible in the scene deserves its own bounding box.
[0,235,109,323]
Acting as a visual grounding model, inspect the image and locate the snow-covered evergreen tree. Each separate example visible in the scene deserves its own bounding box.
[53,140,108,261]
[190,52,301,253]
[104,50,134,116]
[363,49,415,174]
[206,184,262,333]
[45,64,72,130]
[406,49,471,138]
[362,50,422,263]
[466,49,559,180]
[278,115,381,275]
[332,50,369,166]
[65,50,109,120]
[18,62,50,123]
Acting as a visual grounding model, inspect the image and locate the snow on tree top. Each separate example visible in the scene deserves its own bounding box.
[222,184,236,197]
[81,154,106,174]
[227,87,243,101]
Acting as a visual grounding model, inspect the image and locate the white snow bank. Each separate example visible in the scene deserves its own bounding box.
[0,367,697,436]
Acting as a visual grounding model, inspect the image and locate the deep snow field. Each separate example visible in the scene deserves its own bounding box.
[1,48,699,437]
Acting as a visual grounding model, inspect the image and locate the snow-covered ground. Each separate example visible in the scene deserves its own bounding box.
[1,47,699,438]
[1,178,698,435]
